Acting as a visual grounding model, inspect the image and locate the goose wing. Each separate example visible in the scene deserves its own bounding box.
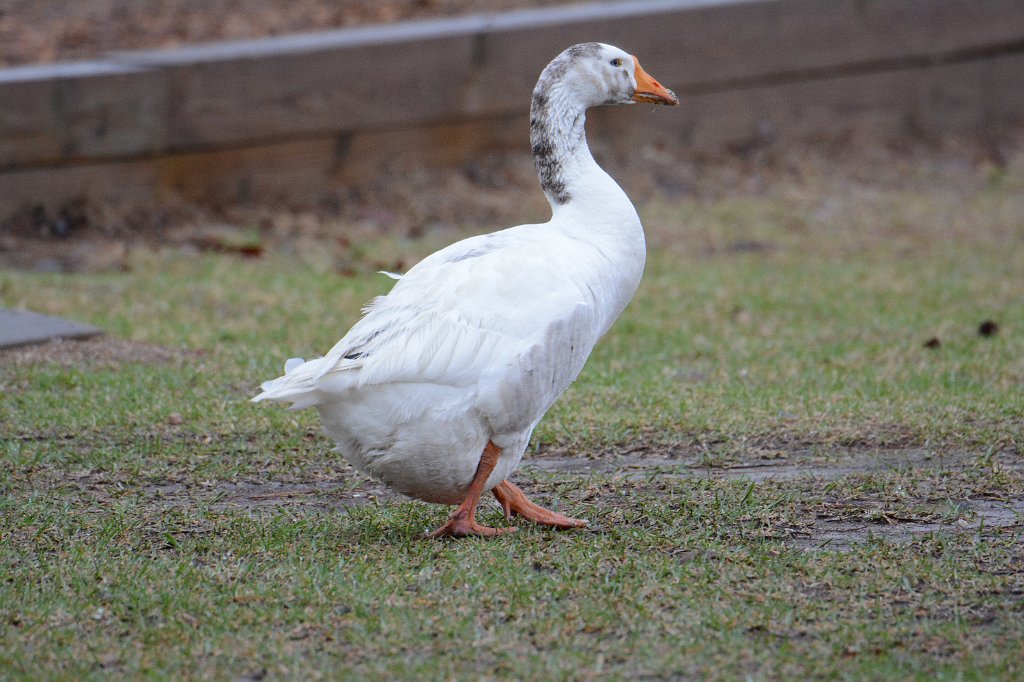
[253,227,603,419]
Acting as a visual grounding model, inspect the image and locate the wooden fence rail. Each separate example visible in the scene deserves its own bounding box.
[1,0,1022,216]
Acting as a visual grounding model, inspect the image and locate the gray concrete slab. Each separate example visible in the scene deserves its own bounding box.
[0,309,102,349]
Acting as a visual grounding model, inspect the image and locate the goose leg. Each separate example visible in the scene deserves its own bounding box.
[429,441,518,539]
[492,480,588,529]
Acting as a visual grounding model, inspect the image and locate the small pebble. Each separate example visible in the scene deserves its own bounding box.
[167,412,184,425]
[978,320,999,337]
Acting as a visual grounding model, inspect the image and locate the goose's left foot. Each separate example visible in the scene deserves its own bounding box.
[428,441,517,539]
[493,480,588,529]
[428,510,517,539]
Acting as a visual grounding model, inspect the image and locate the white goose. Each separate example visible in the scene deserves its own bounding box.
[253,43,677,538]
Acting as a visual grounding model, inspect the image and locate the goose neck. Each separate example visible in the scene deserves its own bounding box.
[530,82,596,208]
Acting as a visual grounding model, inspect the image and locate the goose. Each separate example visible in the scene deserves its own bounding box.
[253,42,677,538]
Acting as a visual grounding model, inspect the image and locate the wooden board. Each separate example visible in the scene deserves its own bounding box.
[0,0,1022,216]
[2,0,1023,166]
[3,53,1020,218]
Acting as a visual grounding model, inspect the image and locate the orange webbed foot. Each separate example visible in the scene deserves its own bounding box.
[493,481,588,530]
[428,509,518,539]
[427,441,518,540]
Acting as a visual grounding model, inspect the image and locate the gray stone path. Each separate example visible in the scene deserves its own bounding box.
[0,308,102,348]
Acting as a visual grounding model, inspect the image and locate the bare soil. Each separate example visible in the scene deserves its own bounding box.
[4,118,1020,555]
[0,0,586,67]
[525,447,1024,550]
[129,444,1024,550]
[0,336,202,368]
[2,130,1018,274]
[21,407,1021,551]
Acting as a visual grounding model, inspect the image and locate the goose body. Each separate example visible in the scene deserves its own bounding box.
[253,43,677,535]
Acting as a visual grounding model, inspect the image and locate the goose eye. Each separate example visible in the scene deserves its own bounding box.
[610,58,622,67]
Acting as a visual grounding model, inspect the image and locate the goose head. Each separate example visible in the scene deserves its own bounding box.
[535,42,679,111]
[530,43,678,206]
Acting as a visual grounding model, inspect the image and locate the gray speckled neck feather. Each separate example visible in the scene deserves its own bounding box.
[530,43,602,206]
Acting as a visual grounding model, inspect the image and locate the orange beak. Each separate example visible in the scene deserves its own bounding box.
[632,56,678,106]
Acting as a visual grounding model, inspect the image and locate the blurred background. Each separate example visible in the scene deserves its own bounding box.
[0,0,1022,273]
[3,5,1024,677]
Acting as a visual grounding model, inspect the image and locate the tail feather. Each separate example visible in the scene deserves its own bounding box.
[283,357,305,374]
[251,356,332,409]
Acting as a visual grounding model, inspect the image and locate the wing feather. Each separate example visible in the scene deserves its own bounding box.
[253,225,607,416]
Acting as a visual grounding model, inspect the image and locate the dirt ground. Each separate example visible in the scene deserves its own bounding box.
[4,127,1021,555]
[16,388,1021,553]
[0,336,201,368]
[1,129,1017,274]
[0,0,586,67]
[7,337,1021,552]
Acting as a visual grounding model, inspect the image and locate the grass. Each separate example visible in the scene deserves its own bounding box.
[1,468,1022,679]
[2,143,1023,679]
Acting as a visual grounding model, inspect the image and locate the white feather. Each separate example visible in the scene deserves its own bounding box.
[252,43,652,504]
